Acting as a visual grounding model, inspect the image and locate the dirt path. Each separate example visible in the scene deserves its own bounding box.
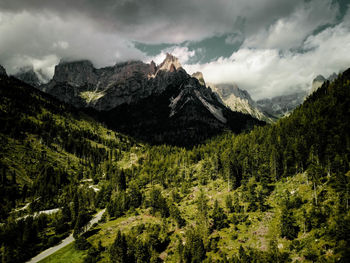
[26,209,106,263]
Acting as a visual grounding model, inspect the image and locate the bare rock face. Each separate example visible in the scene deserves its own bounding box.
[191,72,269,122]
[0,65,7,77]
[52,60,97,86]
[42,60,153,109]
[41,56,189,110]
[48,56,185,109]
[150,60,157,74]
[209,83,272,122]
[157,53,182,72]
[191,72,205,86]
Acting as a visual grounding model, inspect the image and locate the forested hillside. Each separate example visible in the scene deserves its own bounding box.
[0,76,137,262]
[0,68,349,262]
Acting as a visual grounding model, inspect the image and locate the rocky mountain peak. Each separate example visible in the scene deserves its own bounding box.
[191,72,205,86]
[14,66,42,87]
[158,53,182,72]
[53,60,96,86]
[256,91,307,119]
[209,83,272,122]
[0,65,7,77]
[311,75,326,94]
[313,75,326,82]
[327,72,338,82]
[310,73,338,95]
[210,83,253,102]
[150,60,157,73]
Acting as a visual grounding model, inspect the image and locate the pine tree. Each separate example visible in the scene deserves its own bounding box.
[225,194,234,213]
[212,199,228,230]
[280,207,299,240]
[110,230,127,263]
[183,227,205,263]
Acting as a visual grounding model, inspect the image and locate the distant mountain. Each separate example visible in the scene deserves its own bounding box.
[13,66,49,87]
[207,83,272,122]
[38,54,263,145]
[327,72,338,82]
[311,75,326,94]
[256,72,340,119]
[310,72,338,95]
[256,91,307,119]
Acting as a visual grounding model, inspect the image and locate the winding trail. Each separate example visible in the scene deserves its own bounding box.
[26,209,106,263]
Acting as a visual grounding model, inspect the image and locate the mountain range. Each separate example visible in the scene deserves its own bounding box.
[40,54,267,145]
[4,54,264,146]
[5,54,339,145]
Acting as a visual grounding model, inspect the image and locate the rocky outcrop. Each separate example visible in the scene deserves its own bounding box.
[52,60,97,86]
[191,72,205,86]
[157,53,182,72]
[192,72,270,122]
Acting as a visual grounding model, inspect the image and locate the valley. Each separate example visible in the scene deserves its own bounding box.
[0,62,349,262]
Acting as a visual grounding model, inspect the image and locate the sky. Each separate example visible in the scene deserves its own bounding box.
[0,0,349,99]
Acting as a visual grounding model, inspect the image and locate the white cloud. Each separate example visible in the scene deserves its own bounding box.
[147,46,195,65]
[12,54,60,78]
[0,0,308,44]
[0,11,146,76]
[53,41,69,50]
[243,0,338,50]
[184,21,350,100]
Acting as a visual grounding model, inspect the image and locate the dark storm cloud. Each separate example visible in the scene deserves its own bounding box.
[0,0,312,43]
[0,0,348,99]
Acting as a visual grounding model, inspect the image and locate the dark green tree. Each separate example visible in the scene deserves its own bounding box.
[109,230,127,263]
[183,227,206,263]
[280,207,299,240]
[211,200,228,230]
